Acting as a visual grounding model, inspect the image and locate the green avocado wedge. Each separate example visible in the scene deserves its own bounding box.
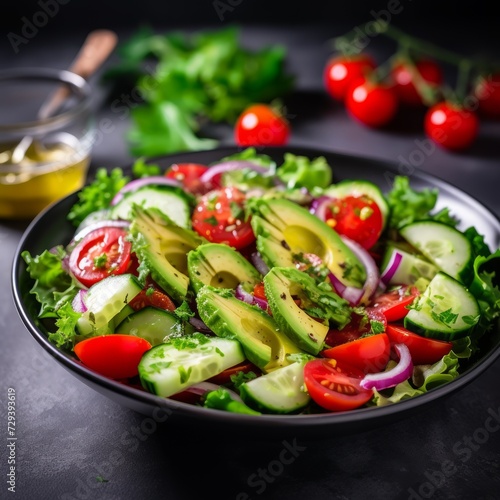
[264,267,352,355]
[129,206,205,302]
[250,198,366,289]
[196,285,305,372]
[187,242,262,293]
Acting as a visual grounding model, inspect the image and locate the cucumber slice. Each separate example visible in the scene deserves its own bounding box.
[76,274,142,336]
[116,306,182,346]
[380,243,438,285]
[239,362,310,414]
[399,221,473,284]
[323,180,390,228]
[110,185,193,228]
[404,272,480,340]
[138,336,245,397]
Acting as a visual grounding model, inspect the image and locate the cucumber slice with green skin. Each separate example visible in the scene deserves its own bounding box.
[138,336,245,397]
[380,243,438,285]
[116,306,182,346]
[76,274,142,336]
[323,179,390,228]
[399,221,474,284]
[404,272,480,340]
[110,185,194,228]
[239,362,310,414]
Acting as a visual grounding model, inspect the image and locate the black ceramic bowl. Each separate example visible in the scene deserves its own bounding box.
[11,146,500,437]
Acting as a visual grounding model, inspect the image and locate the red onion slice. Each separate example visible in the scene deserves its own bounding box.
[250,252,270,276]
[199,161,270,184]
[73,220,131,242]
[111,176,182,206]
[309,195,333,221]
[235,283,269,311]
[71,289,88,313]
[188,317,213,334]
[360,343,413,391]
[380,249,403,285]
[340,235,380,304]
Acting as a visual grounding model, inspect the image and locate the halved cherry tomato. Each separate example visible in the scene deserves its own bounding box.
[324,54,377,102]
[325,194,384,249]
[304,358,373,412]
[74,334,152,379]
[69,227,132,288]
[192,186,255,249]
[385,324,453,365]
[391,58,443,107]
[367,285,420,322]
[165,162,210,194]
[324,309,387,347]
[322,333,390,373]
[234,104,290,146]
[208,360,261,385]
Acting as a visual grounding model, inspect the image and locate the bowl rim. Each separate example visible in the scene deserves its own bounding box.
[11,145,500,430]
[0,66,92,133]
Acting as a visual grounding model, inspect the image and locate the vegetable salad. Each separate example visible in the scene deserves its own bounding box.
[22,148,500,415]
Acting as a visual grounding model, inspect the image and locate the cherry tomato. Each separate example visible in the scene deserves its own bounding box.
[234,104,290,147]
[74,334,152,379]
[325,195,384,250]
[474,73,500,119]
[324,54,377,102]
[345,76,398,127]
[252,282,267,301]
[424,101,479,151]
[69,227,132,288]
[304,358,373,412]
[324,309,387,348]
[128,287,176,312]
[322,333,390,373]
[385,324,453,365]
[165,163,210,195]
[192,186,255,249]
[367,285,420,323]
[391,58,443,107]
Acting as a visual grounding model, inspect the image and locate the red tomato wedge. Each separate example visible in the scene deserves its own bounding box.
[69,227,132,288]
[385,324,453,365]
[74,335,152,379]
[192,186,255,249]
[367,285,420,323]
[322,333,391,373]
[304,358,373,412]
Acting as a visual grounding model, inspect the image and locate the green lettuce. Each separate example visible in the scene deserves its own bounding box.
[276,153,332,191]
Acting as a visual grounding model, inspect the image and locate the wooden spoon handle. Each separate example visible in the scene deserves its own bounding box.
[38,29,118,120]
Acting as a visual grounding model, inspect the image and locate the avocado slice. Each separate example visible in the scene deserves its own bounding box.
[129,206,205,302]
[251,198,366,288]
[187,243,262,293]
[264,267,351,355]
[196,285,305,372]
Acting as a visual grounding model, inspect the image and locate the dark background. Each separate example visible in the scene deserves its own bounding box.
[1,2,500,500]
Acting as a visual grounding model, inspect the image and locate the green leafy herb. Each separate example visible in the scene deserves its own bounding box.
[230,370,258,390]
[106,26,294,157]
[131,157,161,177]
[67,168,130,227]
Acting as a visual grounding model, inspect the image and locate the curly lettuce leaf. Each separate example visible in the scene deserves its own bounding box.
[385,175,459,230]
[370,349,462,406]
[276,153,332,191]
[22,248,82,350]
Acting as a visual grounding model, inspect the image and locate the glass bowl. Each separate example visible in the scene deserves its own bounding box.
[0,67,95,220]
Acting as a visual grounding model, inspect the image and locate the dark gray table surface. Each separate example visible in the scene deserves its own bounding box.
[1,23,500,500]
